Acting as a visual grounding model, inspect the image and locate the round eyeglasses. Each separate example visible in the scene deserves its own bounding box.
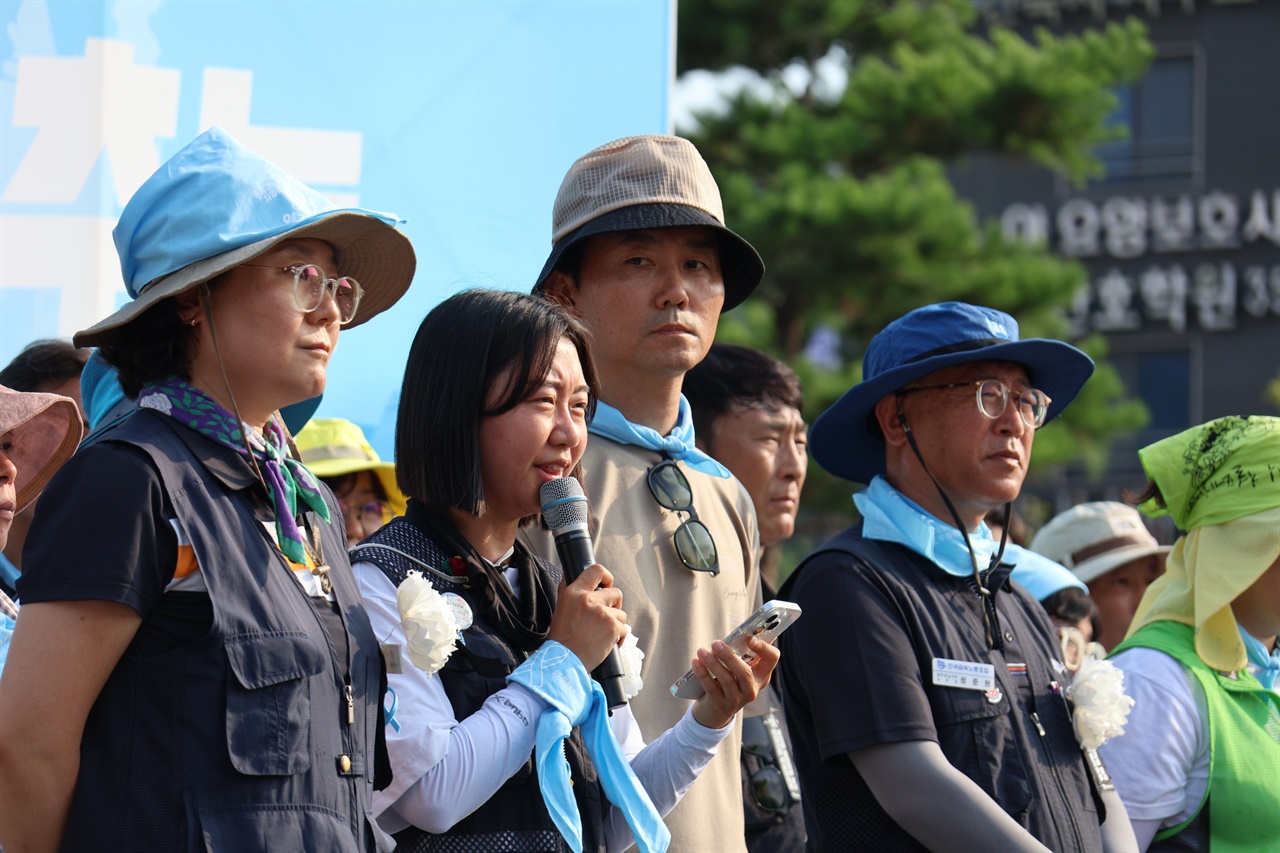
[240,263,364,325]
[646,456,720,575]
[897,379,1052,429]
[339,498,393,537]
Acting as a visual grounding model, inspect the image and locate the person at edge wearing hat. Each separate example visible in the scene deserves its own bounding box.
[1032,501,1169,649]
[776,302,1137,852]
[0,127,416,852]
[0,341,88,598]
[1100,416,1280,852]
[0,385,83,675]
[524,134,770,853]
[296,418,408,548]
[683,342,809,852]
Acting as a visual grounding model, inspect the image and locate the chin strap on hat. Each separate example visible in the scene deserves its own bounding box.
[895,398,1009,650]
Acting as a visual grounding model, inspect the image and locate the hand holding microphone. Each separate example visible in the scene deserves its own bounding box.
[540,477,629,710]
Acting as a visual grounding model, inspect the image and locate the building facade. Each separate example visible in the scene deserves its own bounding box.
[953,0,1280,505]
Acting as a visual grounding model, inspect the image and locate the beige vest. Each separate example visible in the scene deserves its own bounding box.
[524,436,761,852]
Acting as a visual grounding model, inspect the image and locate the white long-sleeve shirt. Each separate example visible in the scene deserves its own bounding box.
[355,561,730,852]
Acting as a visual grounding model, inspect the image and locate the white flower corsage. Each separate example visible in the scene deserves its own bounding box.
[1064,655,1135,749]
[396,571,459,675]
[618,625,645,699]
[138,392,172,415]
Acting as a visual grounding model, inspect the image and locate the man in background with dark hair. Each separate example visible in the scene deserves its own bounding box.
[684,343,807,595]
[0,340,87,596]
[684,342,808,853]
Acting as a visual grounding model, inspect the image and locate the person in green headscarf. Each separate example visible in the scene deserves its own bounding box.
[1100,415,1280,853]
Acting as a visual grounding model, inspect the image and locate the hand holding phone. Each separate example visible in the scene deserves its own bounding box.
[671,600,802,701]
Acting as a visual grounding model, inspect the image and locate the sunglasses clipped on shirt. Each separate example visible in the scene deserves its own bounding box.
[742,712,802,814]
[646,453,720,575]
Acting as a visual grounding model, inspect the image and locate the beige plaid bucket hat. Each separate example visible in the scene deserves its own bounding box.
[533,135,764,310]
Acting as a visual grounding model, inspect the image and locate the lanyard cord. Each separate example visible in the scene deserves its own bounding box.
[200,284,331,588]
[895,398,1010,650]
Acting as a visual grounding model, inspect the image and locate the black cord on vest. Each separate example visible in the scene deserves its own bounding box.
[896,397,1009,650]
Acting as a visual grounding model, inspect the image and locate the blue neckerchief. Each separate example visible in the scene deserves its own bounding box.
[853,476,997,578]
[1239,625,1280,691]
[588,397,731,479]
[508,641,670,853]
[0,552,19,594]
[1007,544,1088,601]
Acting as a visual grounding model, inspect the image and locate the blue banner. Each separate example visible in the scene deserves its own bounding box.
[1,0,674,456]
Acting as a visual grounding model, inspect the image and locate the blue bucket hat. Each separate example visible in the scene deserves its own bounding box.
[810,302,1095,484]
[74,126,416,348]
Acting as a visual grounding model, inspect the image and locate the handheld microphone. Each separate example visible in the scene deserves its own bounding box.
[540,477,628,711]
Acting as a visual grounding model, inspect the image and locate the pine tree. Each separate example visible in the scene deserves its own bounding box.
[679,0,1153,510]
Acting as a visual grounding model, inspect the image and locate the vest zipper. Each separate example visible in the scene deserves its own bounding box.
[1030,710,1086,851]
[346,681,355,725]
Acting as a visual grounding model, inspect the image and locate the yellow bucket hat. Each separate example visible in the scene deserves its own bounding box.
[1128,416,1280,672]
[294,418,407,517]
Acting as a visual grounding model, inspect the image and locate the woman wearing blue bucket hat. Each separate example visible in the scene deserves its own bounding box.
[0,127,415,852]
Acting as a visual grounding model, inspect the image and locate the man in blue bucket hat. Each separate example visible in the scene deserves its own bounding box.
[776,302,1136,851]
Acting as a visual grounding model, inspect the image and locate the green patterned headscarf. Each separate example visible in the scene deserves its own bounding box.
[1138,415,1280,530]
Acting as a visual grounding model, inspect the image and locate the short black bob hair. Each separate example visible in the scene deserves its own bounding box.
[396,288,599,517]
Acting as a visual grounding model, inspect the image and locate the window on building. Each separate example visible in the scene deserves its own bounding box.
[1095,53,1198,187]
[1112,348,1193,433]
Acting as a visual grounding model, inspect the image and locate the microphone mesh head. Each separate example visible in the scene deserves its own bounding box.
[540,477,589,531]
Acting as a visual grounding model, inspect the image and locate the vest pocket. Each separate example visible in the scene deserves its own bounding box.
[934,684,1034,818]
[224,631,327,775]
[196,803,362,852]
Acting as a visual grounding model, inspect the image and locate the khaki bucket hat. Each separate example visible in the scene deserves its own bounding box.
[1030,501,1169,585]
[533,135,764,310]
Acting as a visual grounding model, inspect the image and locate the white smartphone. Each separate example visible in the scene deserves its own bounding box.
[670,600,802,700]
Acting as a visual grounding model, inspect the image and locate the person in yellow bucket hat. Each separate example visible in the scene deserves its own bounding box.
[1100,415,1280,853]
[295,418,407,548]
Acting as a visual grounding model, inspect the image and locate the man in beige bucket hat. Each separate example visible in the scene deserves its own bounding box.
[1031,501,1169,648]
[527,134,771,852]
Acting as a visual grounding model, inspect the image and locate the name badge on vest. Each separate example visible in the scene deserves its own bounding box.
[931,658,995,692]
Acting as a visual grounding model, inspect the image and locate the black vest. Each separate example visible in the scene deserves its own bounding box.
[61,410,392,852]
[353,514,606,853]
[779,524,1104,853]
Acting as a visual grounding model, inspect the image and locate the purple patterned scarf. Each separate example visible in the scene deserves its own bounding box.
[138,377,330,564]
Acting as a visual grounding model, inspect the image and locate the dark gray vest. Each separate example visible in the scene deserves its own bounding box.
[353,513,606,853]
[61,410,392,852]
[779,524,1104,853]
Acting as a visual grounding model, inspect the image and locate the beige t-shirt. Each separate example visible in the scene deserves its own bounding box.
[524,436,762,853]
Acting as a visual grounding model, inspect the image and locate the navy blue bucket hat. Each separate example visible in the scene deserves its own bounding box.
[74,126,416,348]
[810,302,1095,484]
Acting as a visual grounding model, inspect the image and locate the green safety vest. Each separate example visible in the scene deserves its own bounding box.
[1113,621,1280,853]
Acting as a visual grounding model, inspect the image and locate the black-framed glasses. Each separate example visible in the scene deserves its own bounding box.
[240,263,364,324]
[742,714,798,814]
[897,379,1052,429]
[646,455,719,575]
